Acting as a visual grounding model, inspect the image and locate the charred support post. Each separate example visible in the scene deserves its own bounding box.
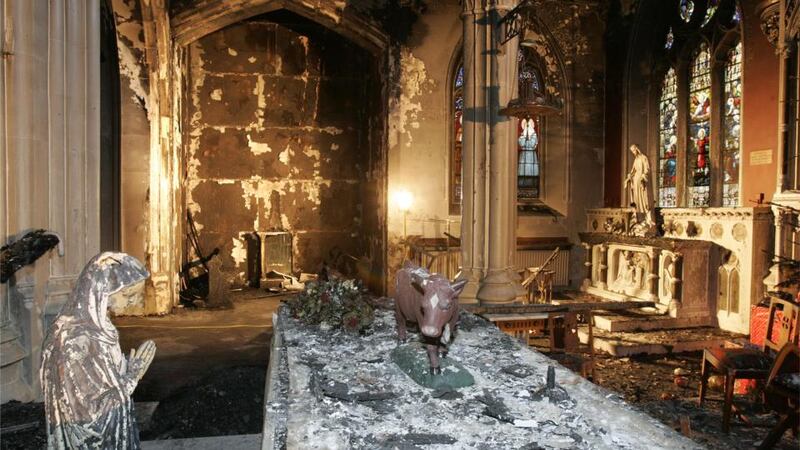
[460,0,521,305]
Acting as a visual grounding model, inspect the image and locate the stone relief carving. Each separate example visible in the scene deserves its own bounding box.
[758,0,780,47]
[41,252,156,450]
[610,250,648,295]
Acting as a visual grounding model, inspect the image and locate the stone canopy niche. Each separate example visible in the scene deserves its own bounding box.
[184,10,384,290]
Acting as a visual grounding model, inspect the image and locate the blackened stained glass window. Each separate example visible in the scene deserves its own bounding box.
[658,68,678,207]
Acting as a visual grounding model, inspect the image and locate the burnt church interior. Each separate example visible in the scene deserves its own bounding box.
[1,0,800,448]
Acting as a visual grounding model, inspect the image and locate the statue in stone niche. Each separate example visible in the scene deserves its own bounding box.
[41,252,156,450]
[625,144,655,235]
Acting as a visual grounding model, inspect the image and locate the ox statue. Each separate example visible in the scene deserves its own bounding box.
[395,262,467,374]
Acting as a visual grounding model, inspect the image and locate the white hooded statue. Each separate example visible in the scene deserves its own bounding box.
[41,252,156,449]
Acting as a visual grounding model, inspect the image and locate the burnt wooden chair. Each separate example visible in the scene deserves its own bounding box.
[548,311,595,381]
[757,343,800,450]
[699,298,800,432]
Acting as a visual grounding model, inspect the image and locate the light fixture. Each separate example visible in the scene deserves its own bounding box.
[392,189,414,237]
[392,189,414,212]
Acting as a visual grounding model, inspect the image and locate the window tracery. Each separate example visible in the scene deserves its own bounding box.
[517,51,544,200]
[722,42,742,207]
[688,43,712,207]
[450,63,464,212]
[654,0,741,208]
[658,68,678,207]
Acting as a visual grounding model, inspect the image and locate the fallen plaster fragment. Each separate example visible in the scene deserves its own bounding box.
[227,48,238,56]
[210,88,223,101]
[247,134,272,155]
[248,56,257,63]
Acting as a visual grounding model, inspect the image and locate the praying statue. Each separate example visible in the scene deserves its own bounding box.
[625,144,655,233]
[41,252,156,450]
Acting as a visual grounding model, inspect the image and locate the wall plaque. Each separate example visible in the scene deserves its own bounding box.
[749,149,773,166]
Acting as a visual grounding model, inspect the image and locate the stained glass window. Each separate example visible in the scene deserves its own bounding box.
[518,117,540,199]
[665,28,674,50]
[702,0,718,26]
[517,50,543,200]
[732,3,742,24]
[658,68,678,207]
[722,42,742,207]
[451,63,464,208]
[688,43,711,207]
[680,0,695,22]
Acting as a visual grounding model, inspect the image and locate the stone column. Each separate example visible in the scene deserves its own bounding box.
[476,0,520,304]
[141,0,180,314]
[457,0,490,304]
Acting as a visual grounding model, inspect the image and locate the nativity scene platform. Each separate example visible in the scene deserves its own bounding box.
[261,304,702,449]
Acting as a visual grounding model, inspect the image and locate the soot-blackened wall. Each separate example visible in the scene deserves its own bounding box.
[185,11,380,286]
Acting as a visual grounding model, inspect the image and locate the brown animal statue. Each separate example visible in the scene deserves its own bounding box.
[395,262,467,375]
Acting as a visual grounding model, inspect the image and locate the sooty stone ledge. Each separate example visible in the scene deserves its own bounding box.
[261,305,702,450]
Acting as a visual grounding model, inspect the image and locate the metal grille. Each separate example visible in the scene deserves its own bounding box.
[262,232,292,275]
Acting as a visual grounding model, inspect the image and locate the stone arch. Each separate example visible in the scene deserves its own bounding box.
[517,16,572,212]
[170,0,389,54]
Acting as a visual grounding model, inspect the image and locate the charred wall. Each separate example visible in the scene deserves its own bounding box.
[185,11,381,286]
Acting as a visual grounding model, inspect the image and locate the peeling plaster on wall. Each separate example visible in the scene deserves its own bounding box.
[387,48,433,149]
[186,43,207,227]
[183,15,381,285]
[111,0,148,108]
[231,236,247,266]
[247,134,272,155]
[524,30,563,97]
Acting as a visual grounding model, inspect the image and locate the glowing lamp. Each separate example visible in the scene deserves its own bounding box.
[393,189,414,212]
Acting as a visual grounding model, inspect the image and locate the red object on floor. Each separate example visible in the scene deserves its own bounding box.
[750,305,784,347]
[739,305,789,395]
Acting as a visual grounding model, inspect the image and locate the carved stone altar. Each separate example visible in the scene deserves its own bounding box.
[582,207,772,334]
[580,232,719,327]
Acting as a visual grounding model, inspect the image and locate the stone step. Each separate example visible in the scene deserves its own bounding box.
[592,307,712,332]
[142,434,261,450]
[578,325,746,357]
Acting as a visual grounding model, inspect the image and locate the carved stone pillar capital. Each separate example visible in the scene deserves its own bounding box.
[758,0,781,48]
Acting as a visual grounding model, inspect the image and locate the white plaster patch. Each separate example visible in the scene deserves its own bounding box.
[247,134,272,155]
[279,147,291,165]
[231,237,247,267]
[227,48,238,56]
[210,88,223,101]
[387,48,434,149]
